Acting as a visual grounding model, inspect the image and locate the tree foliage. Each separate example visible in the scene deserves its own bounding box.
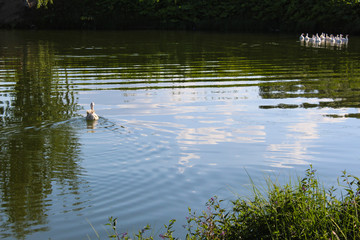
[36,0,53,8]
[23,0,360,33]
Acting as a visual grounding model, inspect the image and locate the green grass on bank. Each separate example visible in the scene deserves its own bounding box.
[91,165,360,239]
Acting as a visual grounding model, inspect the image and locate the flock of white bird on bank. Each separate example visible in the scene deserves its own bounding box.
[299,33,349,45]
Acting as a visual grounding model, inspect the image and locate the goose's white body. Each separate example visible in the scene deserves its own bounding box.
[304,33,309,41]
[341,34,349,43]
[86,102,99,120]
[299,33,305,41]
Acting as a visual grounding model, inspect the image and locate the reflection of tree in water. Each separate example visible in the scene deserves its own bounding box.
[0,38,82,239]
[2,40,78,123]
[0,126,82,239]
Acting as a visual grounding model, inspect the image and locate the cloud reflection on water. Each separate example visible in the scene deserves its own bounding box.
[265,109,347,168]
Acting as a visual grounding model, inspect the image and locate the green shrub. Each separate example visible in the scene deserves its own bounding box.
[97,165,360,239]
[184,165,360,239]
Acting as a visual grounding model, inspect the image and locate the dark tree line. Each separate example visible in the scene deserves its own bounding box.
[4,0,360,33]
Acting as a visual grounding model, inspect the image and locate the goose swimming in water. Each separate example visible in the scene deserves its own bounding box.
[304,33,310,41]
[298,32,349,47]
[86,102,99,121]
[315,33,321,43]
[341,34,349,43]
[299,33,305,41]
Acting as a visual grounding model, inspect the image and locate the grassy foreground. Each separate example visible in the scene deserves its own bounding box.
[93,165,360,239]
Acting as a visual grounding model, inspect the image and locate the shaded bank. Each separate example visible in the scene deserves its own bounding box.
[1,0,360,33]
[0,0,27,27]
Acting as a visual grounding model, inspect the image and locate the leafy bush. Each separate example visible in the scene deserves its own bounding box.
[94,165,360,239]
[183,165,360,239]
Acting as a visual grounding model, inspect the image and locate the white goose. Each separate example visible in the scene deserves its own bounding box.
[341,34,349,43]
[299,33,305,41]
[86,102,99,121]
[320,32,326,41]
[299,32,349,46]
[329,34,336,43]
[304,33,310,41]
[335,35,342,44]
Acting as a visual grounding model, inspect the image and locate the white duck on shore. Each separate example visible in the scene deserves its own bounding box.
[86,102,99,121]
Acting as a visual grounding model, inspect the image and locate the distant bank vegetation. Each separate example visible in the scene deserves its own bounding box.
[15,0,360,33]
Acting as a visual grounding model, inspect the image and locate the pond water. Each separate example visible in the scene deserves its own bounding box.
[1,30,360,239]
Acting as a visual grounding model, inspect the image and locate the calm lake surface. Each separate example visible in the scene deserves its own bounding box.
[1,30,360,239]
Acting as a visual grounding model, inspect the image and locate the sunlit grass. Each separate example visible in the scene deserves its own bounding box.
[91,165,360,239]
